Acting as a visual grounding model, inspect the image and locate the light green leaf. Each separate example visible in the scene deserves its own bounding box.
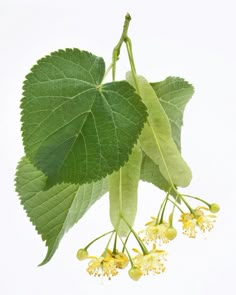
[21,49,147,187]
[141,77,194,192]
[109,145,142,236]
[151,77,194,150]
[15,157,108,265]
[126,73,192,188]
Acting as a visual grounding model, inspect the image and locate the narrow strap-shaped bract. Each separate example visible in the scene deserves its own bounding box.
[126,73,192,188]
[109,145,142,236]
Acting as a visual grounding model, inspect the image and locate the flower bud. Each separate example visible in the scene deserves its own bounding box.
[76,248,88,261]
[210,203,220,213]
[165,227,177,240]
[128,267,143,281]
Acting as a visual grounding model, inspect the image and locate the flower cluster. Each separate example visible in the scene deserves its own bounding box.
[76,193,220,281]
[77,244,167,281]
[132,244,167,275]
[87,250,128,279]
[179,206,217,238]
[140,217,177,245]
[77,248,129,280]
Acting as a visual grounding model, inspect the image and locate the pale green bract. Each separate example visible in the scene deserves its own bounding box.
[126,73,192,188]
[21,49,147,187]
[141,77,194,192]
[151,77,194,151]
[15,157,108,265]
[109,145,142,236]
[141,152,177,197]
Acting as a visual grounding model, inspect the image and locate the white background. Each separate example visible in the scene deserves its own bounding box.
[1,0,235,294]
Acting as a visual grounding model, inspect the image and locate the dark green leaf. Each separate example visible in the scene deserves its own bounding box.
[21,49,147,187]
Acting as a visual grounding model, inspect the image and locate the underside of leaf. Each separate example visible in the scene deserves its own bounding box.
[15,157,108,265]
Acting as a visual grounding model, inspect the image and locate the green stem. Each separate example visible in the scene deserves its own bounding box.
[84,230,114,250]
[169,196,179,226]
[102,62,114,83]
[104,231,115,253]
[182,194,211,207]
[113,232,118,254]
[122,231,131,253]
[118,235,134,267]
[168,197,184,213]
[125,37,137,73]
[159,194,169,224]
[125,37,140,93]
[155,191,169,225]
[112,13,132,81]
[121,214,149,255]
[179,194,196,215]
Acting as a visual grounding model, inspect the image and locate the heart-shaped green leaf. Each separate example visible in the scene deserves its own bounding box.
[15,157,108,265]
[21,49,147,187]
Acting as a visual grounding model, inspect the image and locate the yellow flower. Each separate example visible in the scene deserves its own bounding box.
[195,206,216,232]
[132,244,167,275]
[86,251,118,279]
[179,212,197,238]
[179,206,216,238]
[113,251,129,269]
[141,217,174,244]
[86,249,129,279]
